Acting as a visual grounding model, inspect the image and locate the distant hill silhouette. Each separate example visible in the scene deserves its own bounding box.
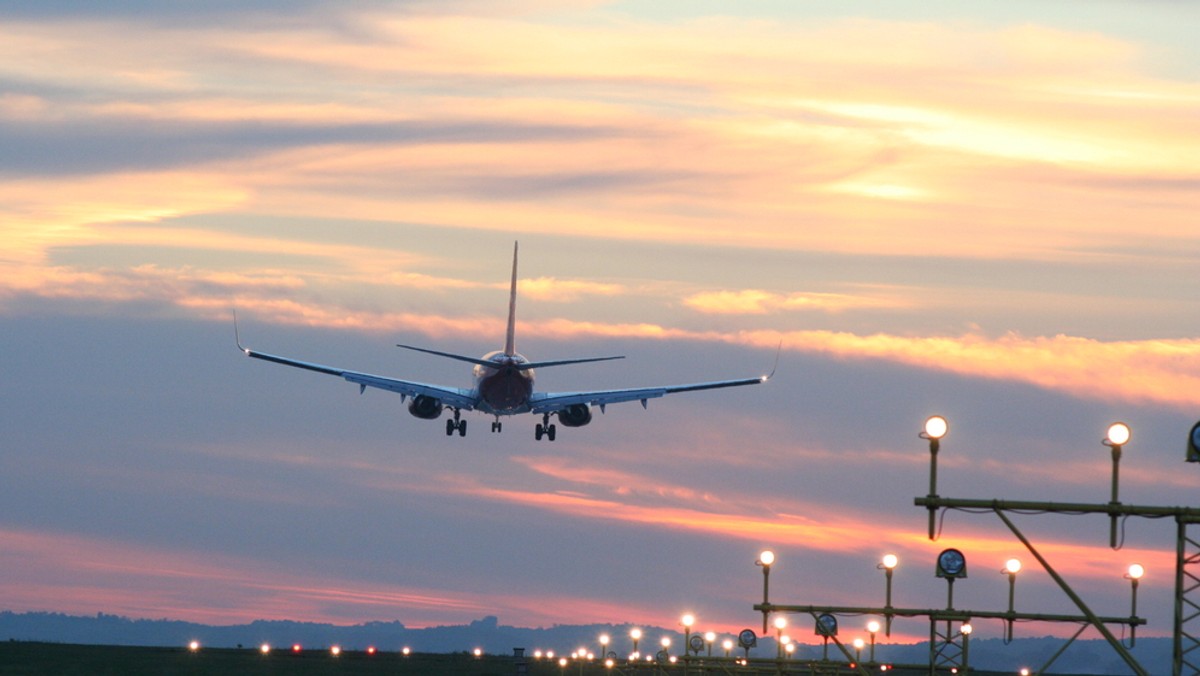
[0,610,1172,674]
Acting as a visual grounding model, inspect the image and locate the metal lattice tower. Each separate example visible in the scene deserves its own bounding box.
[1176,517,1200,674]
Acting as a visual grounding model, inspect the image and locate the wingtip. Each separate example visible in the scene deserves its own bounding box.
[232,308,250,355]
[761,341,782,382]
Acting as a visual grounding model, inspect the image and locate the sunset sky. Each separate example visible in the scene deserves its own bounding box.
[2,0,1200,654]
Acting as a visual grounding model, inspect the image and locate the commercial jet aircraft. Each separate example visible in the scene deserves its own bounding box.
[237,242,772,441]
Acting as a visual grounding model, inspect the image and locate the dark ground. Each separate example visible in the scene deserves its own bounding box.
[0,641,1080,675]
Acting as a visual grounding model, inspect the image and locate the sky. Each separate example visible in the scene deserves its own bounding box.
[2,0,1200,656]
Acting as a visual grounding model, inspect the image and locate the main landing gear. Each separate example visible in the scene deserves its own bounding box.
[491,419,503,433]
[535,413,557,442]
[445,409,466,437]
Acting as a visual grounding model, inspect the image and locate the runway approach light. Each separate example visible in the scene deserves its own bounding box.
[259,643,271,655]
[924,415,948,440]
[188,641,200,652]
[1106,422,1131,447]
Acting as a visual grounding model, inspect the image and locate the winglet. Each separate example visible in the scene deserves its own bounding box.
[504,241,518,357]
[761,341,782,382]
[233,308,249,355]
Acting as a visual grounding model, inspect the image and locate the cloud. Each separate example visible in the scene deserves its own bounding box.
[518,277,625,302]
[3,8,1198,266]
[683,288,910,315]
[766,330,1200,411]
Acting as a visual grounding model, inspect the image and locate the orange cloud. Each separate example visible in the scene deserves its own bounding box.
[762,330,1200,411]
[518,277,626,302]
[683,289,910,315]
[6,9,1197,265]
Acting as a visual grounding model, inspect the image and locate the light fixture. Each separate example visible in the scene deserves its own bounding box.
[924,415,948,440]
[1105,422,1131,547]
[815,613,838,638]
[758,550,775,632]
[936,548,968,578]
[1106,422,1131,447]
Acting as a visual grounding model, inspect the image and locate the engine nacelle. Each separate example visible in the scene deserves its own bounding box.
[556,403,592,428]
[408,395,444,420]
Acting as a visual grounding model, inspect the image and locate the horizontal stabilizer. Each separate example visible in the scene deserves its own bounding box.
[516,355,624,370]
[396,344,502,368]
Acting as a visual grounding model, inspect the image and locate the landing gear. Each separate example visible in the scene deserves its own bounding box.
[535,413,557,441]
[445,410,467,437]
[491,419,503,433]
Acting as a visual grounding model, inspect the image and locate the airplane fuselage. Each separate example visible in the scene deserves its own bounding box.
[473,351,535,414]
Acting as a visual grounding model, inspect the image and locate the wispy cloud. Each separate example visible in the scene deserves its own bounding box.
[683,288,910,315]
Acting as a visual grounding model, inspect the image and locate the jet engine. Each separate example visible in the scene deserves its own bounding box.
[408,395,444,420]
[556,403,592,428]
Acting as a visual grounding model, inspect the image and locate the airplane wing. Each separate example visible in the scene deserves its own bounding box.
[240,345,480,410]
[528,375,768,413]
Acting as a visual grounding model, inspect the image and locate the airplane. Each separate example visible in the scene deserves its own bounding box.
[236,242,772,441]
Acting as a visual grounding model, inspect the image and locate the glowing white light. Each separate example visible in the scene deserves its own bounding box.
[630,628,642,640]
[188,641,200,652]
[882,554,898,569]
[924,416,948,439]
[867,621,881,634]
[704,631,716,643]
[1107,422,1131,446]
[773,616,788,630]
[1005,558,1022,575]
[473,648,483,657]
[330,646,341,657]
[259,643,271,655]
[681,614,695,628]
[1128,563,1145,580]
[853,638,865,650]
[962,623,973,635]
[402,646,411,656]
[759,550,775,566]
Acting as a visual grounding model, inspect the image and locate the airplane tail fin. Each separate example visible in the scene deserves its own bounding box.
[397,241,624,368]
[505,241,518,356]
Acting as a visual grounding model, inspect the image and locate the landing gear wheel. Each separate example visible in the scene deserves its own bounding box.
[492,421,502,433]
[458,420,467,437]
[445,419,456,436]
[535,423,545,441]
[546,424,556,442]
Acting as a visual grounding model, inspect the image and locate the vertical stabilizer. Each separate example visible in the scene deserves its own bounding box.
[505,241,518,356]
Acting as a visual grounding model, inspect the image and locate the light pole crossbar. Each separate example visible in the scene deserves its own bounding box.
[754,603,1142,627]
[916,496,1200,519]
